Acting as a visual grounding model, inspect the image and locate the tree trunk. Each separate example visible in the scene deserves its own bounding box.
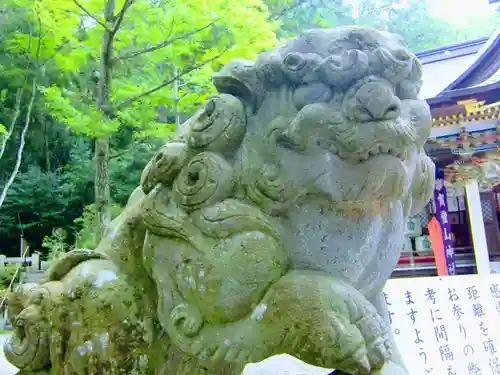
[94,136,111,241]
[94,0,116,242]
[43,116,51,172]
[0,88,23,161]
[0,78,37,210]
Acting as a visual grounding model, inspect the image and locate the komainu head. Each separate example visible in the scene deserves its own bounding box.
[145,26,435,219]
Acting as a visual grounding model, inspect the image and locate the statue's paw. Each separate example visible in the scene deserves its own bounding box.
[320,314,372,375]
[354,314,392,370]
[325,282,392,373]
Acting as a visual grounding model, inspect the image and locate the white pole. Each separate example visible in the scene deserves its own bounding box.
[465,180,491,275]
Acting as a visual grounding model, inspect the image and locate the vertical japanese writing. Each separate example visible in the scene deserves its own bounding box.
[383,292,395,325]
[489,284,500,374]
[405,289,429,371]
[490,284,500,315]
[385,274,500,375]
[433,179,457,275]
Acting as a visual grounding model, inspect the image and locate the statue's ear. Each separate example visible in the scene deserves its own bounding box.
[213,59,265,113]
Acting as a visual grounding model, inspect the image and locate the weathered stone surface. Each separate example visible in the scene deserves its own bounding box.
[3,26,435,375]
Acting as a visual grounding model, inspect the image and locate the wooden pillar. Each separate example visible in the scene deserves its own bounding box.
[465,180,491,275]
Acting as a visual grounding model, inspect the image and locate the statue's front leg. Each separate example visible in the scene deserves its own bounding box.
[166,270,392,375]
[367,292,408,375]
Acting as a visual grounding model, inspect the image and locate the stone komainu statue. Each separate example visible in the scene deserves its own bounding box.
[4,27,435,375]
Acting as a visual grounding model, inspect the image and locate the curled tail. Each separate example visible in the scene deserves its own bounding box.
[5,249,108,372]
[4,283,51,371]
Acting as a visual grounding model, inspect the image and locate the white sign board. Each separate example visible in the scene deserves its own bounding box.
[244,275,500,375]
[386,275,500,375]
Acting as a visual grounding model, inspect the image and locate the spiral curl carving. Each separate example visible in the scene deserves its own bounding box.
[4,304,50,371]
[173,152,233,211]
[3,283,59,371]
[242,163,295,215]
[212,60,265,113]
[187,94,247,157]
[255,51,286,87]
[141,142,190,194]
[282,52,322,83]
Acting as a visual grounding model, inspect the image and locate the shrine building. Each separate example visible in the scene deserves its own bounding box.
[394,29,500,278]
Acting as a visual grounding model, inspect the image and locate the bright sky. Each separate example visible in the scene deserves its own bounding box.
[429,0,497,26]
[345,0,498,26]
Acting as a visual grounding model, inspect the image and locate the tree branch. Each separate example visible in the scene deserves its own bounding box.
[270,0,308,20]
[72,0,113,32]
[114,14,226,62]
[39,39,70,69]
[116,50,228,110]
[0,78,37,210]
[111,0,134,35]
[108,142,141,160]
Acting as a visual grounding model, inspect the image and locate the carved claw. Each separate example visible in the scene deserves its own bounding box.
[352,314,392,370]
[170,303,204,338]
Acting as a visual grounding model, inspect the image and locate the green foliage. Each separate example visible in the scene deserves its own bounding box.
[265,0,498,52]
[74,203,123,249]
[42,228,70,263]
[31,0,279,140]
[42,85,120,137]
[0,264,18,289]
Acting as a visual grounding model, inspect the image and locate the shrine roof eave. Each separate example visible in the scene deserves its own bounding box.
[441,30,500,91]
[425,81,500,107]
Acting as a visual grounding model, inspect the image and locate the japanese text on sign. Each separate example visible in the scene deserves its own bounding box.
[385,275,500,375]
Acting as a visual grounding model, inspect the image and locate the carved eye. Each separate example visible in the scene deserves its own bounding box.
[375,47,413,80]
[397,59,423,100]
[283,53,306,71]
[397,80,419,100]
[320,49,368,87]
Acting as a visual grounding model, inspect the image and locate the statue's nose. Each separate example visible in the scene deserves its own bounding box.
[350,81,401,121]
